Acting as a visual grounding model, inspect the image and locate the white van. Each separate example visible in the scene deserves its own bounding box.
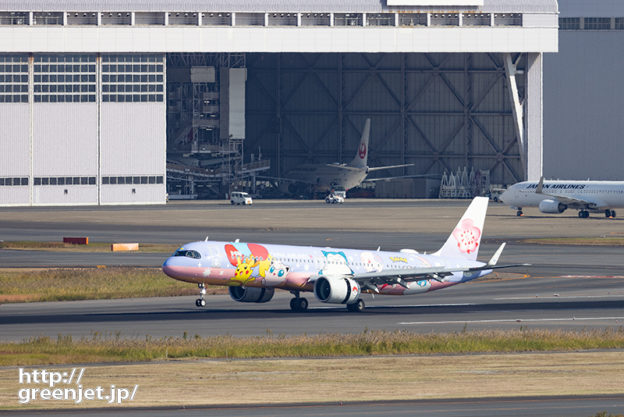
[230,191,253,205]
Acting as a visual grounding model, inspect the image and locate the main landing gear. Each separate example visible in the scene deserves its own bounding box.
[578,210,590,219]
[346,299,366,312]
[289,291,308,312]
[195,283,206,307]
[516,209,523,217]
[606,209,617,218]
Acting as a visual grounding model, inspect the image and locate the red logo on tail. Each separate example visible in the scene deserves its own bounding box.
[359,143,367,159]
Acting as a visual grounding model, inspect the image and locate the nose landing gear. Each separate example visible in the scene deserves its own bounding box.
[195,283,207,307]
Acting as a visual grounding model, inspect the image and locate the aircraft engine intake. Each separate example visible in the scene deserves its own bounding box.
[538,199,567,214]
[229,286,275,303]
[313,277,360,304]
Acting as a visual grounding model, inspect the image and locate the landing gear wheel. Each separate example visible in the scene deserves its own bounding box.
[612,210,616,218]
[346,299,365,312]
[578,210,589,218]
[605,209,612,218]
[196,283,207,307]
[290,297,308,312]
[516,210,523,217]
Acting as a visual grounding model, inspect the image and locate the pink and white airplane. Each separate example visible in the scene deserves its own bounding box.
[162,197,524,312]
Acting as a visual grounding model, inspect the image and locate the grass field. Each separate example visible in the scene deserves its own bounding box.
[2,328,624,366]
[1,339,624,409]
[0,267,228,303]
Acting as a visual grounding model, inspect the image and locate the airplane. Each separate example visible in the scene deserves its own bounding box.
[499,176,624,218]
[268,118,413,196]
[162,197,526,312]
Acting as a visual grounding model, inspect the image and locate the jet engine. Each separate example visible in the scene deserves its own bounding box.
[538,199,567,214]
[313,277,360,304]
[229,286,275,303]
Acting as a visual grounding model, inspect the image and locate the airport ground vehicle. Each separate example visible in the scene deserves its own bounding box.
[230,191,253,205]
[325,191,345,204]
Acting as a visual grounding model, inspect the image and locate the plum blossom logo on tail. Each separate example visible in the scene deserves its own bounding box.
[452,219,481,254]
[359,143,366,159]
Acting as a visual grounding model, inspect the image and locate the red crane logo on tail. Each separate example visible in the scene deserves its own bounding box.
[359,143,367,159]
[452,219,481,254]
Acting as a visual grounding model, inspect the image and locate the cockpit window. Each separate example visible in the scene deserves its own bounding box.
[174,249,201,259]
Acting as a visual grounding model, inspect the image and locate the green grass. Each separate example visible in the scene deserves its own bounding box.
[0,241,179,253]
[0,267,224,302]
[2,328,624,366]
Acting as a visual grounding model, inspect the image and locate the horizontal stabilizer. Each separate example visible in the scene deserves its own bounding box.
[367,163,414,172]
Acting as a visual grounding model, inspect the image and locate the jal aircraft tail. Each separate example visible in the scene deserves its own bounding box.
[434,197,489,261]
[349,118,370,169]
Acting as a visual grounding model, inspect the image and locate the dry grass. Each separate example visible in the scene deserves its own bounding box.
[1,351,624,409]
[521,237,624,246]
[0,241,178,253]
[2,328,624,366]
[0,267,227,303]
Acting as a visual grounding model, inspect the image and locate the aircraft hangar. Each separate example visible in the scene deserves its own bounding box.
[0,0,558,206]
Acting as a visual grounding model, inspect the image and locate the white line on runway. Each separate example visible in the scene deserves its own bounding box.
[316,303,477,310]
[495,295,624,300]
[398,317,624,325]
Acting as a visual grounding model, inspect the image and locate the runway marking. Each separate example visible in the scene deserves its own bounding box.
[495,295,624,300]
[315,303,477,310]
[398,317,624,325]
[561,275,624,279]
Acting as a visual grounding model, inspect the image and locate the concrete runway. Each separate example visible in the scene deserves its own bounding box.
[3,396,624,417]
[2,274,624,341]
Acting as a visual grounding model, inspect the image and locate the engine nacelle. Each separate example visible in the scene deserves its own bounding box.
[538,199,567,214]
[314,277,360,304]
[229,286,275,303]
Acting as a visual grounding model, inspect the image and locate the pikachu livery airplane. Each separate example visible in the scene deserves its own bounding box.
[162,197,523,312]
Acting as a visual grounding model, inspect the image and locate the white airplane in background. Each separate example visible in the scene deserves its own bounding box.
[162,197,526,312]
[500,176,624,218]
[270,119,413,196]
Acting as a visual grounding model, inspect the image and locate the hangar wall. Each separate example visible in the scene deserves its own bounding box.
[245,52,526,186]
[544,32,624,180]
[0,53,166,206]
[544,0,624,181]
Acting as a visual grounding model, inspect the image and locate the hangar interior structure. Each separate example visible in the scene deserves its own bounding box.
[0,0,557,205]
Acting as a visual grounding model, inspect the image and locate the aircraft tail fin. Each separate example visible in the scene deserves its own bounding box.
[434,197,489,261]
[350,118,370,169]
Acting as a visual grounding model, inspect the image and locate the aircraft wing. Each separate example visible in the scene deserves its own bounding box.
[535,177,604,209]
[364,174,438,182]
[324,164,362,172]
[309,243,528,290]
[347,262,525,291]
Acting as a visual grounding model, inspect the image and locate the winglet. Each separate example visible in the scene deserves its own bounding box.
[487,242,506,266]
[536,176,544,194]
